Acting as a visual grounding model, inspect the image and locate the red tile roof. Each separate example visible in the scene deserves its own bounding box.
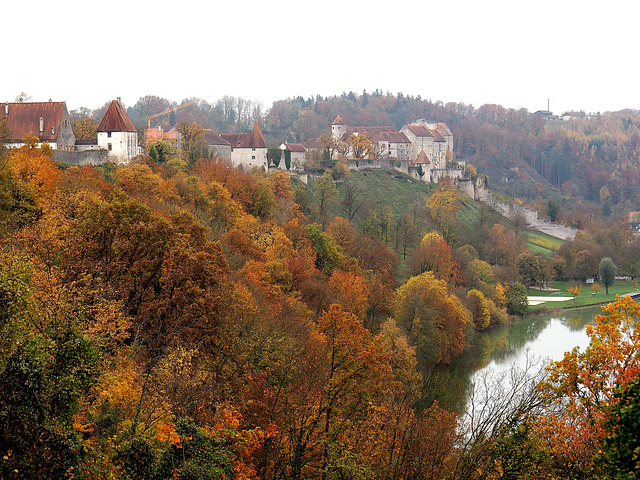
[98,100,136,132]
[146,126,179,143]
[415,150,431,164]
[431,129,445,142]
[332,115,345,125]
[403,125,432,137]
[221,122,267,149]
[342,125,395,141]
[377,131,411,143]
[436,123,453,136]
[284,142,307,152]
[302,137,324,149]
[4,101,66,142]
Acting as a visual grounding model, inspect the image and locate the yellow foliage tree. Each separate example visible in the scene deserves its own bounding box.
[467,289,491,330]
[393,271,470,365]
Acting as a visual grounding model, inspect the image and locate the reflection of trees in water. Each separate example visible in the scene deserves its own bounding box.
[561,306,602,331]
[425,306,603,414]
[419,365,469,414]
[487,316,549,363]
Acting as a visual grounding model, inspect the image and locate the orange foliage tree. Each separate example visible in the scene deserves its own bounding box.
[537,295,640,476]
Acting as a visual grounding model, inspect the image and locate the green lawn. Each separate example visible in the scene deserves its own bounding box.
[527,231,564,258]
[528,279,639,309]
[333,170,434,219]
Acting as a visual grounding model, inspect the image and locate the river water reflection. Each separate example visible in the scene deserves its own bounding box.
[427,305,605,413]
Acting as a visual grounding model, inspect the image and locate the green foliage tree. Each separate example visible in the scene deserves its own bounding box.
[599,256,617,294]
[547,199,560,222]
[307,224,342,274]
[597,377,640,479]
[517,252,550,290]
[506,282,528,316]
[0,331,99,479]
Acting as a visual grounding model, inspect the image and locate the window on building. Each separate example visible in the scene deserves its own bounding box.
[108,143,112,151]
[252,148,256,151]
[251,156,256,160]
[107,132,111,138]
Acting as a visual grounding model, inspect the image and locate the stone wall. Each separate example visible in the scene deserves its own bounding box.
[346,159,404,171]
[54,149,108,166]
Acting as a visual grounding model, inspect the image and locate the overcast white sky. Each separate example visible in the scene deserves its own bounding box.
[3,0,638,115]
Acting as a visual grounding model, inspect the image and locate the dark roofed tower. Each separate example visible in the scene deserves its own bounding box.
[97,99,139,163]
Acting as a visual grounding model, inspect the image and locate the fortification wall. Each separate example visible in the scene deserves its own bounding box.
[54,150,108,166]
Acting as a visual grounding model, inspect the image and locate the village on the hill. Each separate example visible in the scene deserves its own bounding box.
[3,98,466,185]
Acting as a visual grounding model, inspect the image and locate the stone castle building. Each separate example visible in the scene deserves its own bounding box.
[299,116,464,183]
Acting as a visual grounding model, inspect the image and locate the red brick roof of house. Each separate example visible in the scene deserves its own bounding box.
[332,115,345,125]
[3,101,67,142]
[98,100,136,132]
[283,142,307,152]
[414,150,431,164]
[221,122,267,149]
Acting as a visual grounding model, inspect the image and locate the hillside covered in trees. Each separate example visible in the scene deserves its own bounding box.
[73,91,640,228]
[2,119,640,479]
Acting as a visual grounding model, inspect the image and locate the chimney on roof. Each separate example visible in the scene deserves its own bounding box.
[39,117,44,133]
[117,97,122,106]
[4,103,7,115]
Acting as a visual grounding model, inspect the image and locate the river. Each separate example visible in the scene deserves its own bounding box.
[422,305,605,413]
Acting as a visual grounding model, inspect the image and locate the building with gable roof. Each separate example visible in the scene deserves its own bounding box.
[326,115,463,183]
[204,129,232,159]
[278,142,307,171]
[97,98,140,163]
[221,122,268,170]
[3,101,75,150]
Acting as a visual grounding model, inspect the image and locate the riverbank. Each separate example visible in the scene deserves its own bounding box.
[526,280,638,312]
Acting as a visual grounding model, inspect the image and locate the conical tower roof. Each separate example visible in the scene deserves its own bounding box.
[332,115,345,125]
[98,99,136,132]
[250,122,267,148]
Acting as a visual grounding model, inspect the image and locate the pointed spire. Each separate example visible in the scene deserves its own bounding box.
[415,150,430,164]
[98,99,136,132]
[251,122,267,148]
[332,115,345,125]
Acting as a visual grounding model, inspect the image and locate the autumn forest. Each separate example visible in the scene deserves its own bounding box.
[2,92,640,479]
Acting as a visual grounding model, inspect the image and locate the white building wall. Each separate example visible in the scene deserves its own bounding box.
[332,123,346,140]
[289,151,306,171]
[231,147,268,170]
[98,131,138,164]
